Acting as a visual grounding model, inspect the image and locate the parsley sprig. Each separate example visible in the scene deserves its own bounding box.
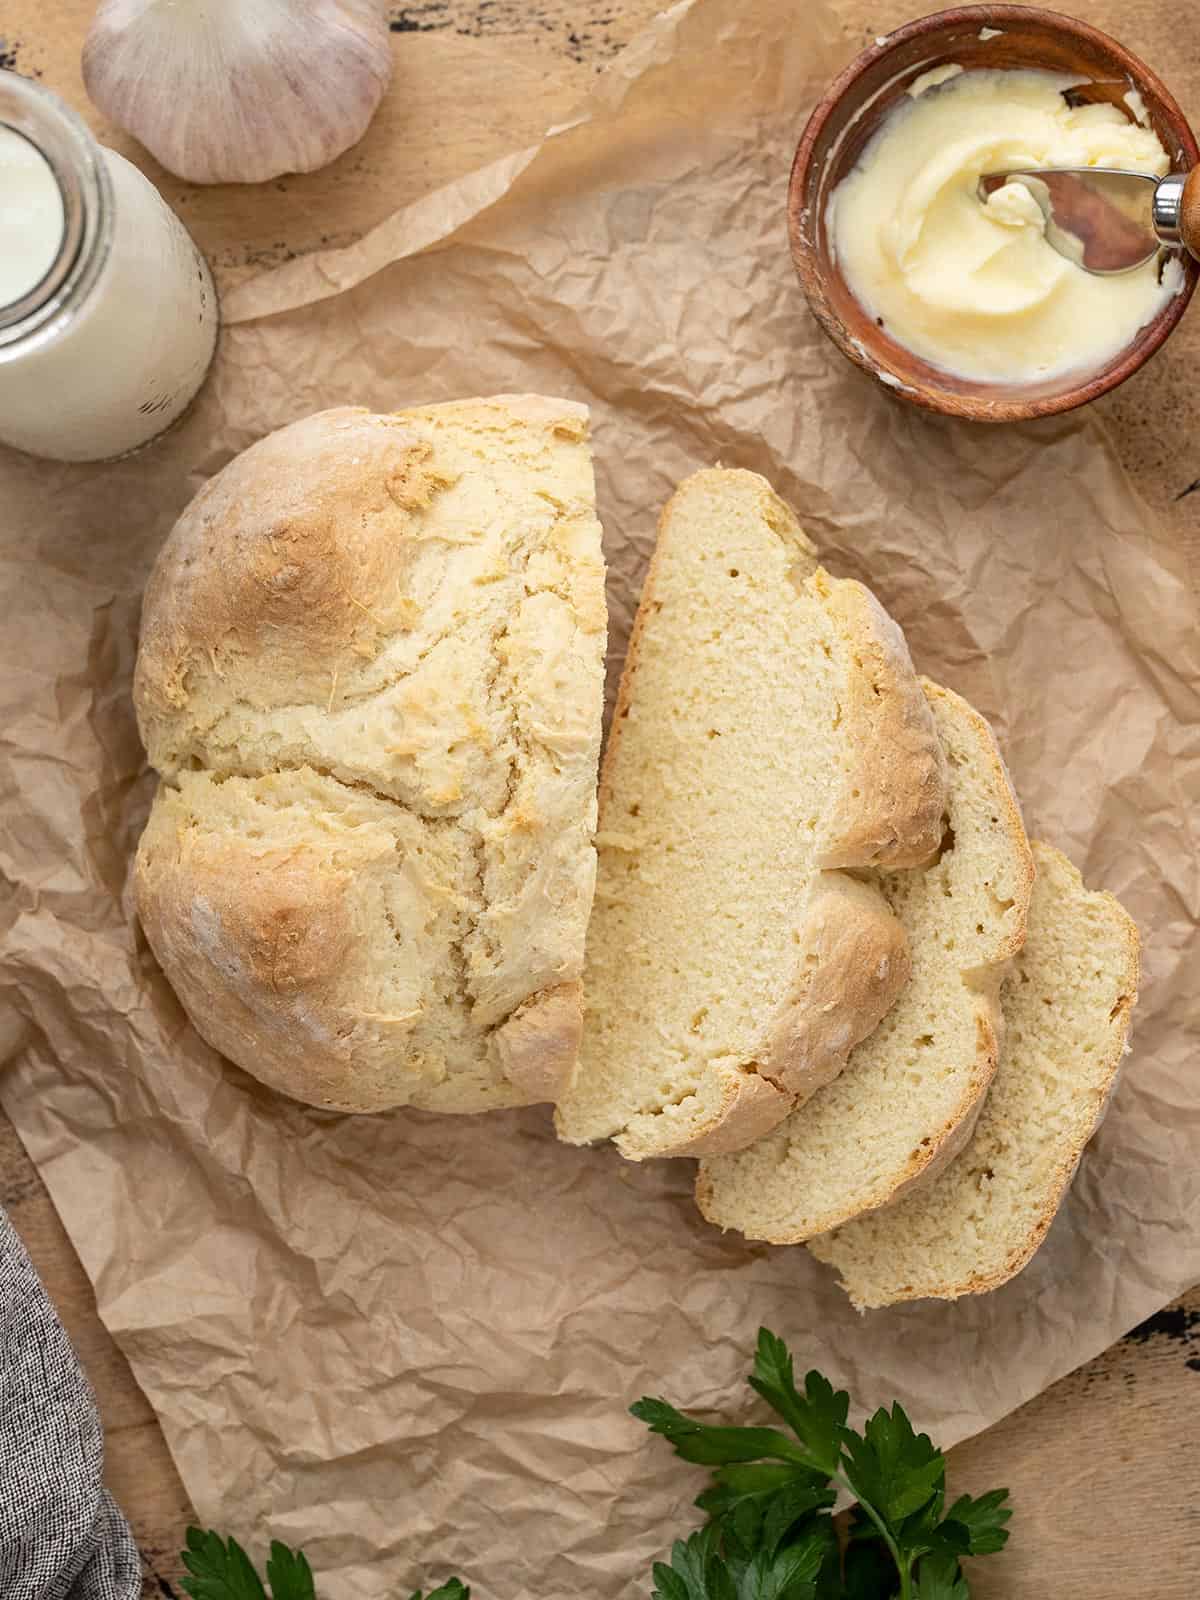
[633,1328,1010,1600]
[177,1329,1009,1600]
[179,1527,466,1600]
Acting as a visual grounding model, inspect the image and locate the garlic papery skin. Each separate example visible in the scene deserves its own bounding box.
[82,0,394,185]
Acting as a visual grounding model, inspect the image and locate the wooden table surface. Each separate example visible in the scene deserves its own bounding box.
[3,1,1199,1596]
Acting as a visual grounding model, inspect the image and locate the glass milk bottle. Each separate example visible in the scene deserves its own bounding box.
[0,71,217,462]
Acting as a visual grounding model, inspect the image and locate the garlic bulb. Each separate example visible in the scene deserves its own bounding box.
[82,0,393,185]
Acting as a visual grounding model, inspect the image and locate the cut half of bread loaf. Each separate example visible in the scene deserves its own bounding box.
[554,468,948,1160]
[134,397,607,1113]
[809,841,1139,1306]
[696,680,1035,1235]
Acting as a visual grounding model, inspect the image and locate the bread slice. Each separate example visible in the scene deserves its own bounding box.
[809,842,1139,1306]
[554,468,948,1160]
[134,397,606,1113]
[696,681,1034,1235]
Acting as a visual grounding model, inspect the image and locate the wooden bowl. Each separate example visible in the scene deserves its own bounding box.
[789,4,1200,421]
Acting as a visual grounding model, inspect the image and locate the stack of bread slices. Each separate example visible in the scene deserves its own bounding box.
[556,460,1139,1308]
[133,398,1139,1310]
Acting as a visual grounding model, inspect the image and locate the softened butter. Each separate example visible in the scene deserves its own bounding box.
[829,67,1179,383]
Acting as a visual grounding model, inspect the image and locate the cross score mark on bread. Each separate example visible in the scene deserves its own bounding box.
[133,399,607,1113]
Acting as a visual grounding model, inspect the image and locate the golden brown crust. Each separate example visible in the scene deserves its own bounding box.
[134,781,425,1114]
[919,679,1035,968]
[760,874,912,1105]
[135,409,430,768]
[816,577,949,872]
[628,1068,793,1159]
[494,983,584,1104]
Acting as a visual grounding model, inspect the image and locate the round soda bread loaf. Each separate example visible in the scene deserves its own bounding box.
[554,468,948,1160]
[134,398,607,1112]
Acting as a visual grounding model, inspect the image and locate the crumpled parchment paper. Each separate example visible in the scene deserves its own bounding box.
[2,0,1199,1594]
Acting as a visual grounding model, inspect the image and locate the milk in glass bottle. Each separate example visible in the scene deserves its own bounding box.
[0,71,217,462]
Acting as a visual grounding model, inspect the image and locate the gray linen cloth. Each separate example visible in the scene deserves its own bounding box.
[1,1206,141,1600]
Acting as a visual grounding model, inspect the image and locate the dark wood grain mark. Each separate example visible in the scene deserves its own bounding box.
[390,1,453,32]
[389,0,626,57]
[0,35,41,75]
[1123,1304,1200,1372]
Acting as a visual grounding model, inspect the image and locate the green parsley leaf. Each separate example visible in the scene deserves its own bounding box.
[842,1404,946,1526]
[893,1486,953,1566]
[777,1521,841,1592]
[182,1529,466,1600]
[632,1397,813,1467]
[651,1559,700,1600]
[724,1496,768,1566]
[941,1490,1012,1557]
[735,1541,823,1600]
[651,1530,738,1600]
[910,1551,970,1600]
[698,1461,813,1516]
[759,1482,837,1558]
[696,1463,835,1548]
[748,1332,848,1480]
[180,1529,268,1600]
[796,1517,842,1600]
[652,1519,825,1600]
[265,1542,315,1600]
[896,1483,1013,1573]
